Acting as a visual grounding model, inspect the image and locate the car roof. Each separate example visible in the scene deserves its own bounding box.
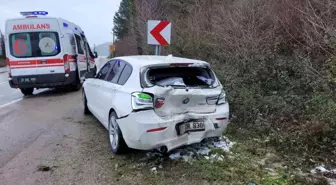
[113,55,209,68]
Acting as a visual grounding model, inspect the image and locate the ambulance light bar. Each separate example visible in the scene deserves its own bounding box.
[20,11,48,16]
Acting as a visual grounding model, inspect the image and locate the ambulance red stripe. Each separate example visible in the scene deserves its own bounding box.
[11,64,64,69]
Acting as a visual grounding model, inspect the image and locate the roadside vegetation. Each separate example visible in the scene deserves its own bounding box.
[0,30,6,67]
[113,0,336,183]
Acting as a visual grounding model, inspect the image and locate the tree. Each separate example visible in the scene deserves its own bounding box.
[113,0,134,39]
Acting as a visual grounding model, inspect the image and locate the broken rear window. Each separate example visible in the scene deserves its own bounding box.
[145,66,216,88]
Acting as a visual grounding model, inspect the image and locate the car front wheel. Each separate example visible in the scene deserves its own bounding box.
[109,112,128,154]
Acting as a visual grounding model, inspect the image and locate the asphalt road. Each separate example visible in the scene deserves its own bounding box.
[0,72,46,108]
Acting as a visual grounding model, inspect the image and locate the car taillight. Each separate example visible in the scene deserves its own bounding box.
[206,96,218,105]
[63,54,70,73]
[217,90,228,105]
[6,58,11,77]
[155,98,165,109]
[131,92,153,110]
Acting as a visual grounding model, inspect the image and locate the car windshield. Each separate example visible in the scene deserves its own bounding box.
[9,32,60,58]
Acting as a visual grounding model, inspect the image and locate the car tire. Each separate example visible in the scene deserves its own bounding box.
[20,88,34,96]
[108,112,128,154]
[82,90,90,115]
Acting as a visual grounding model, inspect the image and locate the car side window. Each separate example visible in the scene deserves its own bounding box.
[97,62,112,80]
[117,64,133,85]
[107,60,126,83]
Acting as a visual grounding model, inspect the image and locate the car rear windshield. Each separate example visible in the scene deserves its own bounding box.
[9,32,61,58]
[146,66,216,88]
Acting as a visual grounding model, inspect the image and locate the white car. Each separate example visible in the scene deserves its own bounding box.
[82,55,229,154]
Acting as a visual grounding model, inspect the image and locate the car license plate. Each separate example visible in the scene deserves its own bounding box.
[179,121,205,135]
[19,78,36,83]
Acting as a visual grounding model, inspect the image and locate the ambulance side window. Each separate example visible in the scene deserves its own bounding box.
[67,34,76,54]
[74,34,84,55]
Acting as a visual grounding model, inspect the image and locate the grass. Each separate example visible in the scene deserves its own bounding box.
[107,133,329,185]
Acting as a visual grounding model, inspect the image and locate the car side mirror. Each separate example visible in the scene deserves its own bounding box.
[94,51,98,59]
[84,71,96,79]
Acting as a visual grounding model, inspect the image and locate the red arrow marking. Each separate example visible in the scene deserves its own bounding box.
[150,21,170,46]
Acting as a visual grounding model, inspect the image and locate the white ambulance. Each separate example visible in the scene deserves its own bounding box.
[5,11,97,95]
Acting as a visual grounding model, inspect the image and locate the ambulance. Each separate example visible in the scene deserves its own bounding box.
[5,11,97,95]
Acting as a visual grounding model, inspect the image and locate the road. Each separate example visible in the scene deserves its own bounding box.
[0,72,45,108]
[0,71,22,108]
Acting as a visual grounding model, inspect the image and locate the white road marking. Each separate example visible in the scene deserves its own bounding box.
[0,98,23,109]
[0,81,8,85]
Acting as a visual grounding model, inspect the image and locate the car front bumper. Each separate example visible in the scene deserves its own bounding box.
[117,103,229,152]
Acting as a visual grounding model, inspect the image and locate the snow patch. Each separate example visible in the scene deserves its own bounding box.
[311,165,330,174]
[151,167,157,174]
[167,136,234,162]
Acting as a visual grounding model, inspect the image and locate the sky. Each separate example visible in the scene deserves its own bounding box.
[0,0,121,46]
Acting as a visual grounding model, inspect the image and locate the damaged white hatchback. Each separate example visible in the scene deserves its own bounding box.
[82,55,229,154]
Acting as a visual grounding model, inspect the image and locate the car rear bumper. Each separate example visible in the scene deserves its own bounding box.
[9,71,77,89]
[117,103,229,152]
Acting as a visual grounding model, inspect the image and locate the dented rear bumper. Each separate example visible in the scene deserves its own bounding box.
[117,103,229,151]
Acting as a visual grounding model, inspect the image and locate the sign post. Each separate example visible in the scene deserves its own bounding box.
[147,20,171,56]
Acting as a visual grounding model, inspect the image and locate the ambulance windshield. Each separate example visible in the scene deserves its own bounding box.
[9,32,61,58]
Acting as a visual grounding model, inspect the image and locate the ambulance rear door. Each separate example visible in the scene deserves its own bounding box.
[6,17,65,84]
[74,34,87,83]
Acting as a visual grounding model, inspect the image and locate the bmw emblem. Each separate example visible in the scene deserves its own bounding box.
[182,98,190,104]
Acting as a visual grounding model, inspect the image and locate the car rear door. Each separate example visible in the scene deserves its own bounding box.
[92,60,115,126]
[98,60,126,125]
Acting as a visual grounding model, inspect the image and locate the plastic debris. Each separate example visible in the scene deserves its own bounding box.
[166,137,234,162]
[196,147,211,155]
[151,167,157,174]
[169,152,182,160]
[196,76,214,85]
[156,77,185,86]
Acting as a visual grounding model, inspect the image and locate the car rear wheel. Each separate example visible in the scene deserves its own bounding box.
[82,90,90,115]
[20,88,34,96]
[109,112,128,154]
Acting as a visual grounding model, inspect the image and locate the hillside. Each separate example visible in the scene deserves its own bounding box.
[93,42,112,57]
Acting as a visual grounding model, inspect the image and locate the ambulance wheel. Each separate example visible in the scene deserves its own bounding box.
[71,72,82,91]
[20,88,34,96]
